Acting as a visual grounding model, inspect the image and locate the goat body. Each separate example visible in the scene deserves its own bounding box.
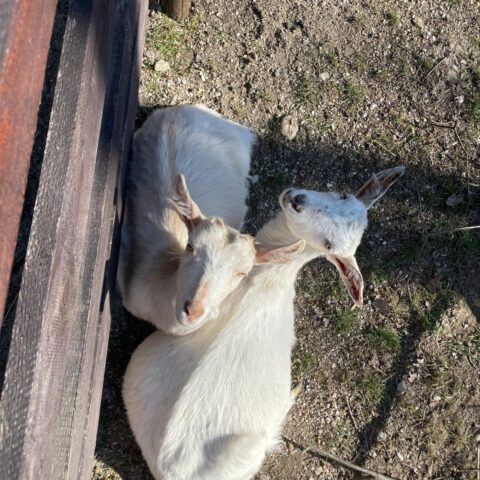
[118,105,255,333]
[123,209,320,479]
[123,259,306,480]
[123,166,405,478]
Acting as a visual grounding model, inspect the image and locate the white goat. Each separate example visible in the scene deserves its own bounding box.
[123,167,405,479]
[118,105,256,335]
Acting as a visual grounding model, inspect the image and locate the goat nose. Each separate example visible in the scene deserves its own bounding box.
[293,194,306,206]
[183,300,204,322]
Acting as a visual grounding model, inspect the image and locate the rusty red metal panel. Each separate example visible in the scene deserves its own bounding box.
[0,0,58,324]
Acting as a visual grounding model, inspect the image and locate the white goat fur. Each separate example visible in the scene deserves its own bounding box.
[117,105,256,334]
[123,168,405,479]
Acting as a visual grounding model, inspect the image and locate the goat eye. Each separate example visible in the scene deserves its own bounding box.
[325,240,332,250]
[340,193,348,200]
[186,242,194,252]
[236,272,247,278]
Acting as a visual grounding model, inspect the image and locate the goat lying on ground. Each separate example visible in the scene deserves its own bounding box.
[123,167,405,480]
[118,105,256,335]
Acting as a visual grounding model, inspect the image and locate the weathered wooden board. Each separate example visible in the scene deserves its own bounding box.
[0,0,58,325]
[161,0,192,21]
[0,0,148,478]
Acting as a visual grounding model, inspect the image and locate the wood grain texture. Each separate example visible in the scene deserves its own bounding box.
[161,0,191,21]
[0,0,57,325]
[0,0,148,478]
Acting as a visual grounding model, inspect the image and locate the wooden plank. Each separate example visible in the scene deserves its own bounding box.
[0,0,148,478]
[0,0,58,324]
[65,1,148,477]
[161,0,191,21]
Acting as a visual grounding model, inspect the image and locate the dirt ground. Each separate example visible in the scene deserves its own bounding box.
[93,1,480,479]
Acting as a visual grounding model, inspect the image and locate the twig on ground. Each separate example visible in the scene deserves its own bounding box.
[282,435,398,480]
[372,139,398,159]
[427,225,480,237]
[454,126,471,203]
[454,125,469,157]
[415,185,427,237]
[406,282,413,305]
[426,56,448,77]
[466,346,476,370]
[477,444,479,480]
[345,395,359,432]
[428,120,456,129]
[400,461,420,475]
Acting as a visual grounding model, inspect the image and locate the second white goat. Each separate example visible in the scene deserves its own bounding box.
[123,167,405,479]
[118,105,256,334]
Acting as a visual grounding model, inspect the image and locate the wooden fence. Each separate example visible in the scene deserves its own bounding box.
[0,0,193,477]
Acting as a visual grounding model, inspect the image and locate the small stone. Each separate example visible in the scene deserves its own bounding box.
[370,352,380,369]
[373,297,390,315]
[455,95,464,105]
[319,71,330,81]
[433,395,441,402]
[379,431,387,440]
[475,433,480,443]
[315,466,323,475]
[281,115,299,140]
[446,191,465,208]
[413,17,424,29]
[447,68,459,82]
[397,381,407,394]
[154,59,170,72]
[249,174,259,184]
[397,452,404,461]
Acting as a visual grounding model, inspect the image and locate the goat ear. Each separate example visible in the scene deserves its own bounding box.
[326,254,364,307]
[238,233,254,244]
[171,174,204,231]
[355,166,405,209]
[254,239,306,265]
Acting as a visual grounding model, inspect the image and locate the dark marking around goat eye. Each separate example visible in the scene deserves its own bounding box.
[325,240,332,250]
[340,193,348,200]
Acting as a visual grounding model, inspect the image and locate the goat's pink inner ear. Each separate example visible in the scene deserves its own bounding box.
[171,174,205,230]
[326,254,364,307]
[254,239,306,265]
[355,166,405,209]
